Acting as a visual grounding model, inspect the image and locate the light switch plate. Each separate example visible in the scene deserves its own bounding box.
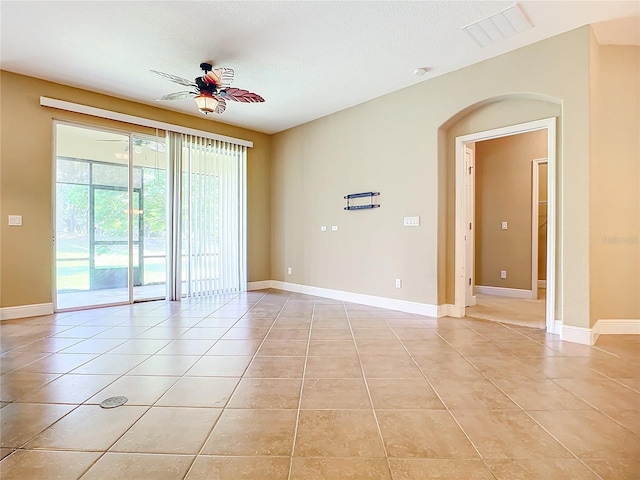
[320,226,327,232]
[8,215,22,226]
[403,216,420,227]
[501,221,508,230]
[331,225,338,231]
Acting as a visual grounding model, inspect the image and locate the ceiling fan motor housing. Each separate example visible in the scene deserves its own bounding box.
[195,76,217,94]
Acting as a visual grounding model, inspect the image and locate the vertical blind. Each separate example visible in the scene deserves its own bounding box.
[167,132,247,299]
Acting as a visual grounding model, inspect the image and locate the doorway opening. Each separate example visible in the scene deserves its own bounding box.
[454,118,558,334]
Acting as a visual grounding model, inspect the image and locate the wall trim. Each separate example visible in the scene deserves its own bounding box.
[561,325,596,345]
[0,303,54,321]
[247,281,272,291]
[538,280,547,288]
[437,304,458,317]
[596,319,640,335]
[475,285,535,299]
[561,319,640,345]
[254,280,443,317]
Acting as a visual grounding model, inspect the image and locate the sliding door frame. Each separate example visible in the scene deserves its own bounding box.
[51,112,249,312]
[52,120,136,312]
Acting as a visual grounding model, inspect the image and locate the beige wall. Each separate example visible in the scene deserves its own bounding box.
[590,43,640,325]
[272,26,591,327]
[0,71,271,308]
[474,130,547,290]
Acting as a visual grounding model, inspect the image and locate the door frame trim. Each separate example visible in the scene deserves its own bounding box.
[463,145,477,307]
[531,158,548,301]
[454,117,558,334]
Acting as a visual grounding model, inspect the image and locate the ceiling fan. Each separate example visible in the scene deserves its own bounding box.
[151,62,264,115]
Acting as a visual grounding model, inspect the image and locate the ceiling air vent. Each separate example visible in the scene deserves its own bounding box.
[463,4,533,47]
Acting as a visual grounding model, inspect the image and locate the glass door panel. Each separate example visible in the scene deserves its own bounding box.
[55,124,131,310]
[133,135,167,301]
[89,187,132,300]
[55,125,167,309]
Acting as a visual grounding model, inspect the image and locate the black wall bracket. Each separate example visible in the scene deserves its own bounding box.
[344,191,380,210]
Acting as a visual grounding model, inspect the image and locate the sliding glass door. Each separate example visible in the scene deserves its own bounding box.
[55,123,166,310]
[55,123,246,311]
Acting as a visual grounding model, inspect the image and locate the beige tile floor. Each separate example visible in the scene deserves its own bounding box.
[1,289,638,479]
[465,289,546,329]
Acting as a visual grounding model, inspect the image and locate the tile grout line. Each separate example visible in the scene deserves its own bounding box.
[180,289,289,480]
[73,296,214,479]
[286,294,316,480]
[2,328,154,454]
[64,291,259,479]
[2,293,638,478]
[0,308,158,456]
[433,326,607,480]
[464,321,640,455]
[388,323,486,467]
[345,304,395,480]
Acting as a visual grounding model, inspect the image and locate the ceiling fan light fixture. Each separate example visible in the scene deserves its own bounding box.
[194,94,219,114]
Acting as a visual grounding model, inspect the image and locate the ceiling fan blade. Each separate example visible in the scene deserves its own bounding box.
[150,70,197,88]
[156,91,196,101]
[203,68,234,88]
[223,88,265,103]
[214,97,227,114]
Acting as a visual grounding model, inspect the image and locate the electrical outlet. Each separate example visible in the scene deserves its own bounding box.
[395,279,402,288]
[500,270,507,279]
[287,267,292,275]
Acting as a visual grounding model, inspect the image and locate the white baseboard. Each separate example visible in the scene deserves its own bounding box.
[0,303,54,321]
[247,281,272,291]
[538,280,547,288]
[596,319,640,335]
[269,280,443,317]
[561,318,640,345]
[561,324,596,345]
[438,304,458,317]
[475,285,535,299]
[446,304,466,318]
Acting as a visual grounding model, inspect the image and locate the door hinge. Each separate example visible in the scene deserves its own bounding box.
[469,222,472,230]
[468,278,472,286]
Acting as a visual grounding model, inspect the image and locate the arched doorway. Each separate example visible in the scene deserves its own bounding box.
[438,95,561,335]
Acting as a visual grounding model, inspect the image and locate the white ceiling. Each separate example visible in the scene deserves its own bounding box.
[1,1,638,134]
